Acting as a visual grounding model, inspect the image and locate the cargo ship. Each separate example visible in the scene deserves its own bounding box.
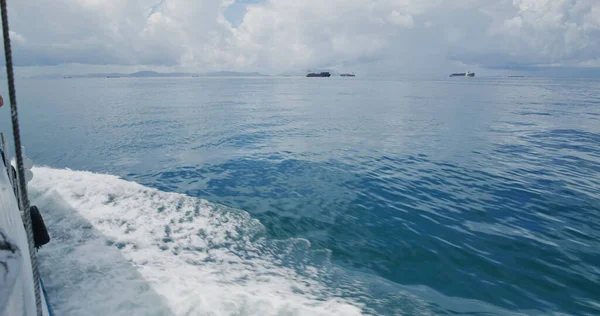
[306,72,331,77]
[449,71,474,77]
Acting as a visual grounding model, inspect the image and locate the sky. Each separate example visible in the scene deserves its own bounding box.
[5,0,600,76]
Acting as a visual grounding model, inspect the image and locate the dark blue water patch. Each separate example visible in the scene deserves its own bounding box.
[495,120,538,127]
[524,132,600,160]
[518,111,553,116]
[111,119,183,129]
[193,130,275,149]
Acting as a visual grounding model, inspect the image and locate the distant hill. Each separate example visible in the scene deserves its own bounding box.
[278,71,305,77]
[127,71,191,77]
[32,71,268,79]
[203,71,267,77]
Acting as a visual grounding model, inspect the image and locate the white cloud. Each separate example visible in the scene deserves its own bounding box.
[388,11,414,28]
[8,31,25,45]
[481,0,600,68]
[227,0,423,72]
[5,0,600,74]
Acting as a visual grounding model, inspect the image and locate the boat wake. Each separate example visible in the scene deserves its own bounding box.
[29,166,510,315]
[29,166,364,316]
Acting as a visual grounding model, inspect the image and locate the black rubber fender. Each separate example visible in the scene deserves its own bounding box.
[30,206,50,248]
[0,149,6,168]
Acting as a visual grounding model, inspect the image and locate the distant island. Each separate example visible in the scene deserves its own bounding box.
[279,69,341,77]
[33,70,268,79]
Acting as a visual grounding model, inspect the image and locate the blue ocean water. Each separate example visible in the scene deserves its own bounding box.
[3,76,600,315]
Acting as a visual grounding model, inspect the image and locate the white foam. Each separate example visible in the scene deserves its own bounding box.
[29,166,364,316]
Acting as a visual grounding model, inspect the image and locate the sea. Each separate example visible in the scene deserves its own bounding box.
[1,76,599,315]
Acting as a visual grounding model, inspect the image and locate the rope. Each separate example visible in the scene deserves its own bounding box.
[0,1,43,315]
[40,278,54,316]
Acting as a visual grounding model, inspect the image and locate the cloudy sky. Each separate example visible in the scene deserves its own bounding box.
[6,0,600,76]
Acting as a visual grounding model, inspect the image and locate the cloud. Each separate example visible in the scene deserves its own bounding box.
[475,0,600,68]
[9,0,233,68]
[388,11,414,28]
[227,0,450,73]
[5,0,600,74]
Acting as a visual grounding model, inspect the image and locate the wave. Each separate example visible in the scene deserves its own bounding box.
[29,166,365,316]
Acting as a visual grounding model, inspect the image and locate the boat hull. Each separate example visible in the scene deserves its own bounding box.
[0,144,51,316]
[306,72,331,77]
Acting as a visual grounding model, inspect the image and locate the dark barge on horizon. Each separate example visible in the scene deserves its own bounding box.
[449,71,474,77]
[306,72,331,77]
